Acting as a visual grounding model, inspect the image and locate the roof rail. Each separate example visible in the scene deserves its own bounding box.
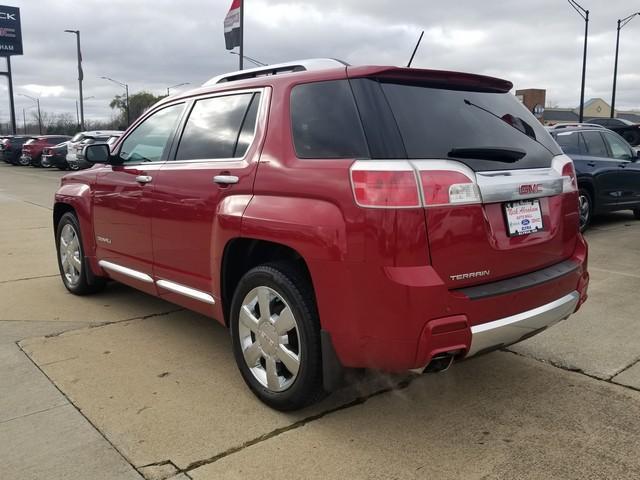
[203,58,349,86]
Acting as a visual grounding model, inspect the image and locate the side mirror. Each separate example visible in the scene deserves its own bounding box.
[83,143,111,164]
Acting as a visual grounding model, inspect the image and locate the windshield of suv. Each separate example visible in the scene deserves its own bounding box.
[379,81,560,171]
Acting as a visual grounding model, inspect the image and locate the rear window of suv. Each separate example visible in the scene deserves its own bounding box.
[290,80,369,159]
[377,81,560,171]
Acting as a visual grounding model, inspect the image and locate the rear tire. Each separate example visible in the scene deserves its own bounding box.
[55,212,106,295]
[230,263,324,411]
[578,188,592,232]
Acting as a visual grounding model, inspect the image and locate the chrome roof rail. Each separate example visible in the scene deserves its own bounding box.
[203,58,349,86]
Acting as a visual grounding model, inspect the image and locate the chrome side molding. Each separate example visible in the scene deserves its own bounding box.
[98,260,154,284]
[156,279,216,305]
[98,261,216,305]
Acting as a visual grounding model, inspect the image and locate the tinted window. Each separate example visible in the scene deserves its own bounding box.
[175,93,257,160]
[120,103,184,163]
[379,81,559,171]
[290,80,369,159]
[581,131,608,158]
[555,131,584,155]
[603,132,633,160]
[234,94,260,158]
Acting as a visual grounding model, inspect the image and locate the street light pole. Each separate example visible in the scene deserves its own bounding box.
[568,0,589,123]
[19,94,42,134]
[166,82,190,96]
[65,30,84,130]
[610,13,639,118]
[100,76,130,126]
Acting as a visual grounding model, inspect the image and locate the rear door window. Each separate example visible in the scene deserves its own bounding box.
[554,131,585,155]
[581,131,609,158]
[290,80,369,159]
[377,80,559,171]
[174,92,259,160]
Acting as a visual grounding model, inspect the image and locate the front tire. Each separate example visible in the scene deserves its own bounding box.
[55,212,106,295]
[230,263,324,411]
[578,188,593,232]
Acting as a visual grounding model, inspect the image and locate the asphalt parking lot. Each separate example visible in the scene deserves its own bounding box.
[2,163,640,480]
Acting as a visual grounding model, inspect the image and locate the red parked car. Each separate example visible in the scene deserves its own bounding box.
[20,135,71,167]
[53,59,589,410]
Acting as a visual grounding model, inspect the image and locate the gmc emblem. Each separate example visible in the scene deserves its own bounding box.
[519,183,542,195]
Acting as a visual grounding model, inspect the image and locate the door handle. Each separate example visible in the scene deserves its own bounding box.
[587,162,596,167]
[213,175,239,185]
[135,175,153,184]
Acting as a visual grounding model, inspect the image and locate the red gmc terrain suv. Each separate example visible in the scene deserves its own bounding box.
[54,59,589,410]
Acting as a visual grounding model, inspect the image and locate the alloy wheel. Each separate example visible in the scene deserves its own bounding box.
[579,193,590,230]
[59,223,82,287]
[237,286,301,392]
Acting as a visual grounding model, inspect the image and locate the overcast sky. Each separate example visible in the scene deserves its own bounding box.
[3,0,640,125]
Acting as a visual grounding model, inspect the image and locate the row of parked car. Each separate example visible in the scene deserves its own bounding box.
[0,130,123,170]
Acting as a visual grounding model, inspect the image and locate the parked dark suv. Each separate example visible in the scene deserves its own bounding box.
[587,117,640,146]
[1,136,33,164]
[54,59,588,410]
[551,126,640,229]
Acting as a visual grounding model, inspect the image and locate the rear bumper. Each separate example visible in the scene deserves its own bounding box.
[315,235,588,372]
[467,291,579,357]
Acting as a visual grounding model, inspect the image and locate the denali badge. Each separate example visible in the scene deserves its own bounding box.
[450,270,490,281]
[519,183,543,195]
[96,235,112,245]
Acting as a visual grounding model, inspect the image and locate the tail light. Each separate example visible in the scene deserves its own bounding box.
[552,155,578,193]
[350,161,420,208]
[419,170,481,206]
[350,160,481,208]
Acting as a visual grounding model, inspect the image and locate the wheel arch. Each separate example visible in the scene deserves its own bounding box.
[220,238,314,327]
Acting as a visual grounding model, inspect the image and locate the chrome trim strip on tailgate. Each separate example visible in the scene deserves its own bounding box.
[156,279,216,305]
[456,259,580,300]
[98,260,153,283]
[467,291,579,356]
[476,168,563,203]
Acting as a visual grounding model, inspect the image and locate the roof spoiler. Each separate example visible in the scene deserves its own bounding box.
[347,66,513,93]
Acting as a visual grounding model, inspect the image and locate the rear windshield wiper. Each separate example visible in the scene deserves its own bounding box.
[448,147,526,162]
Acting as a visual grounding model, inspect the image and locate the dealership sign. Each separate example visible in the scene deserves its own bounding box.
[0,6,22,55]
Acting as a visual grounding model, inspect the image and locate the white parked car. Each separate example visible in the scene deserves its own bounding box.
[65,130,123,165]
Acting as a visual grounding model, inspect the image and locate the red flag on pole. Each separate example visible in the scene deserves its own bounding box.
[224,0,241,50]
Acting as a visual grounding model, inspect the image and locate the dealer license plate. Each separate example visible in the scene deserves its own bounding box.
[504,199,544,236]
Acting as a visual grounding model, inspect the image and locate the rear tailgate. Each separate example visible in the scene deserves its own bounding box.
[349,68,580,288]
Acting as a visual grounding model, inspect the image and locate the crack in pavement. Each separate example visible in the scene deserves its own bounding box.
[0,402,68,426]
[180,377,413,473]
[0,274,59,285]
[504,348,640,393]
[16,340,142,475]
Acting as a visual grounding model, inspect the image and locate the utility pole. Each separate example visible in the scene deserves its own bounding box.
[239,0,244,70]
[19,94,42,134]
[611,12,639,118]
[65,30,84,130]
[568,1,589,123]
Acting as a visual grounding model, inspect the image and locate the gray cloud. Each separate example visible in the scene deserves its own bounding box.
[3,0,639,125]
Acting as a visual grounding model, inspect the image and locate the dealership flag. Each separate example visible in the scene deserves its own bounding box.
[224,0,241,50]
